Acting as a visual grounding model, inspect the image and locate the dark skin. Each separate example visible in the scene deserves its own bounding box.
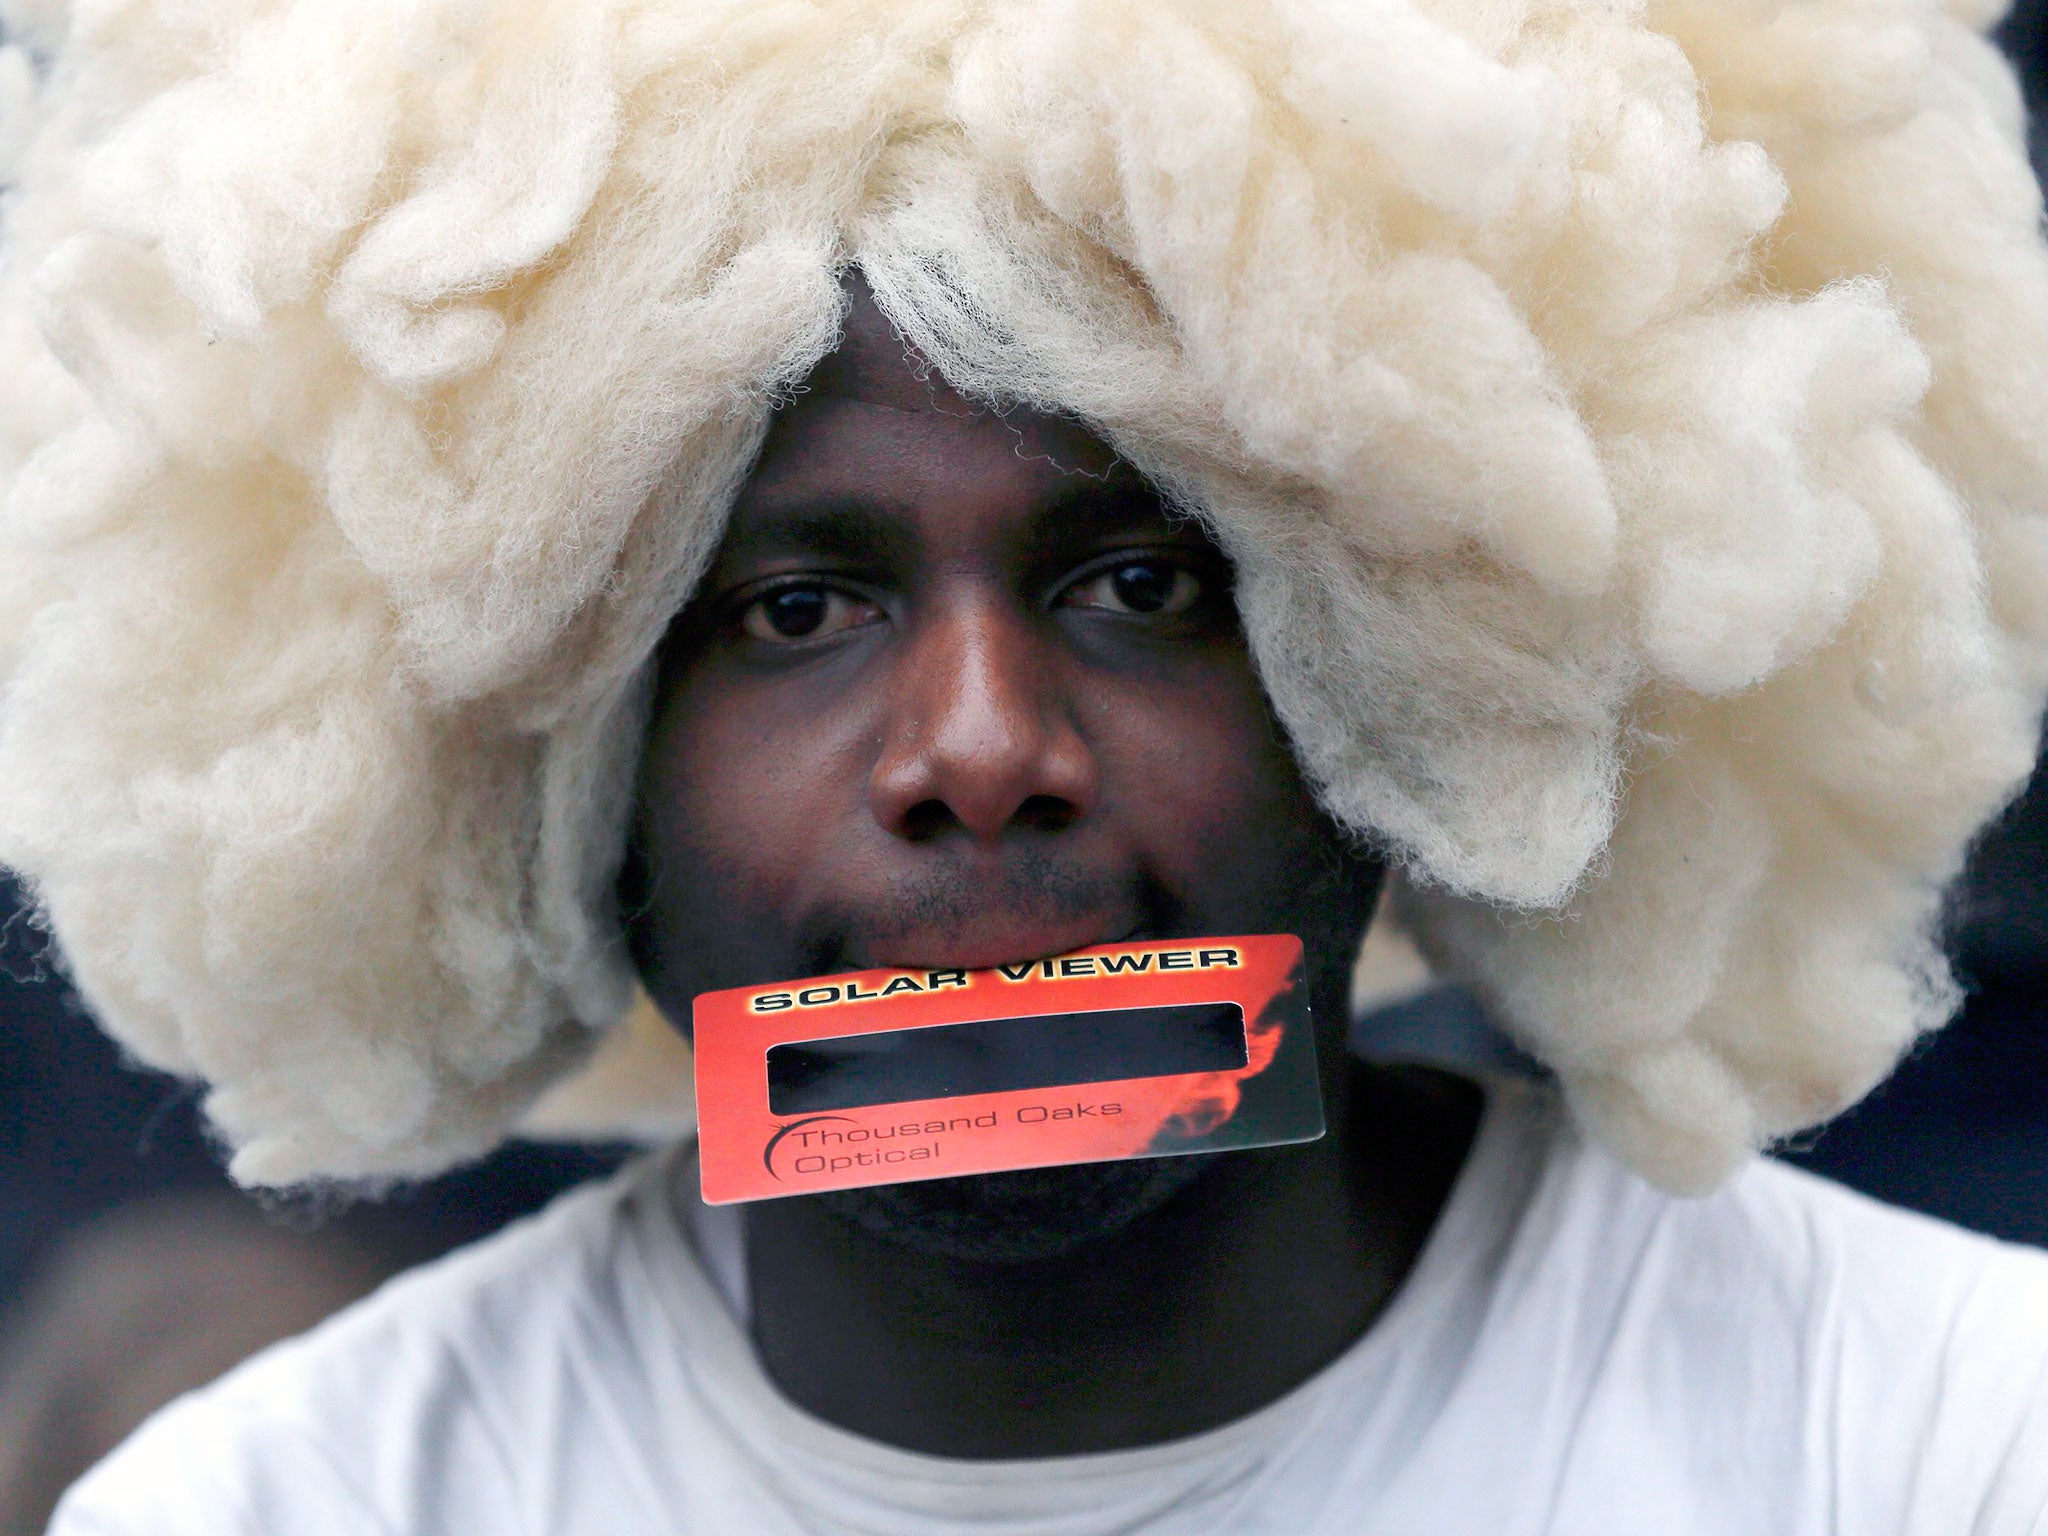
[628,288,1480,1458]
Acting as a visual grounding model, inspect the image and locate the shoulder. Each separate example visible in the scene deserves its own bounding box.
[1720,1157,2048,1418]
[1510,1092,2048,1335]
[1621,1142,2048,1356]
[1525,1113,2048,1530]
[50,1157,670,1536]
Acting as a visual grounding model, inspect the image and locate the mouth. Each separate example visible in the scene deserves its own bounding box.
[865,915,1149,976]
[805,863,1182,979]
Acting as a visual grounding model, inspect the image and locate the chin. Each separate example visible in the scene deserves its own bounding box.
[812,1155,1221,1265]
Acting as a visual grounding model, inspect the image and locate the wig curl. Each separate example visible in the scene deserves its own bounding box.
[2,0,2045,1192]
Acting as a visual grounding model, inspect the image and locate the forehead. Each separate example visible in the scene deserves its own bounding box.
[799,280,957,413]
[738,285,1126,521]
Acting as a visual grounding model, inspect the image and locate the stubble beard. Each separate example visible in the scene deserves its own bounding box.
[812,1152,1222,1264]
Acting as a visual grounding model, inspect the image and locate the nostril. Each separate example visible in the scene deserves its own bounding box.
[895,794,1079,842]
[900,799,962,843]
[1014,795,1079,834]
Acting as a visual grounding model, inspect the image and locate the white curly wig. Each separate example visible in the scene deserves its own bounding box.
[1,0,2045,1193]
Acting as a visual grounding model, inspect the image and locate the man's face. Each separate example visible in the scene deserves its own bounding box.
[629,289,1381,1257]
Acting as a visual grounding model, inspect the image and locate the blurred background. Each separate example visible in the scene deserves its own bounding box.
[5,6,2048,1532]
[0,881,634,1530]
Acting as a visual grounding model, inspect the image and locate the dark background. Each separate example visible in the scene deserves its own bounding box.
[0,889,628,1311]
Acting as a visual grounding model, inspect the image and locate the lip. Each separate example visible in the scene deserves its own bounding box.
[866,917,1146,976]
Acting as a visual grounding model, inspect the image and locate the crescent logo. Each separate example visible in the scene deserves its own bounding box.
[762,1115,857,1180]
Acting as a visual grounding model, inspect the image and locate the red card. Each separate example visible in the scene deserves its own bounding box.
[693,934,1321,1205]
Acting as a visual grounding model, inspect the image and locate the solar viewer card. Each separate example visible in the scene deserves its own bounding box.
[692,934,1322,1205]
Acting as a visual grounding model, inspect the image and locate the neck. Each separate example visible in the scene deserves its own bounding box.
[741,1058,1481,1457]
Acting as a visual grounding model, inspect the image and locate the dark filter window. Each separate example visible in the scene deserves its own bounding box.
[766,1002,1248,1114]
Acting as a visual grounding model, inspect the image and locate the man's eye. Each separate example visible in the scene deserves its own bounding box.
[739,584,879,642]
[1064,561,1202,617]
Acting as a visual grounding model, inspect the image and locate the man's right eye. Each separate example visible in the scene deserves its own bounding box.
[739,583,880,643]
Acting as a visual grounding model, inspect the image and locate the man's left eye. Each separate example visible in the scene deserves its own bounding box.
[1064,561,1202,617]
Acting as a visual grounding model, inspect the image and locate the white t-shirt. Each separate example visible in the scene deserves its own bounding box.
[50,1080,2048,1536]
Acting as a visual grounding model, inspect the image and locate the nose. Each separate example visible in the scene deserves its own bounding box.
[870,593,1100,844]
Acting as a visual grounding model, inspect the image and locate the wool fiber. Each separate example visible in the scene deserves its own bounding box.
[2,0,2045,1191]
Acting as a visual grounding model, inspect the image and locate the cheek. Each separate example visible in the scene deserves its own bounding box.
[638,671,876,925]
[1081,655,1327,908]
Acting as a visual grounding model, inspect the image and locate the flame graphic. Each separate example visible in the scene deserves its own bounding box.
[1149,970,1296,1142]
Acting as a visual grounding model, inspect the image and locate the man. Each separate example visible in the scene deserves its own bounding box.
[625,286,1483,1455]
[7,0,2048,1529]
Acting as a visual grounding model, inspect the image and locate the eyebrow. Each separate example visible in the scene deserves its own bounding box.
[1030,467,1197,551]
[713,496,921,571]
[708,462,1206,593]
